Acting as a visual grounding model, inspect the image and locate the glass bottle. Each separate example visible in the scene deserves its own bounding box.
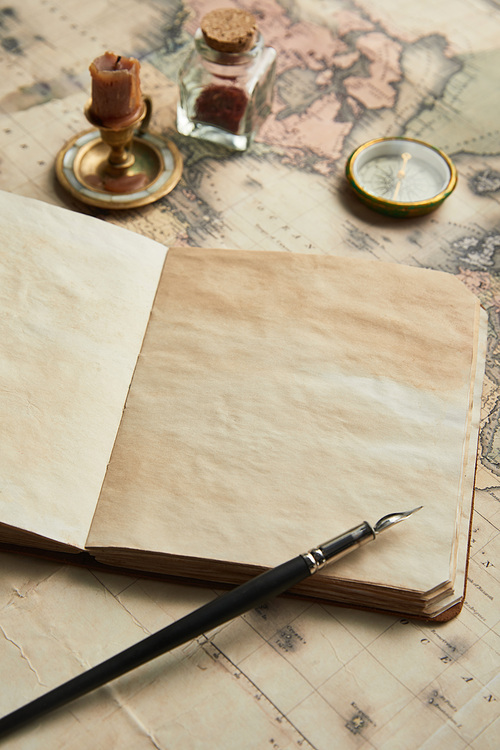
[177,8,276,151]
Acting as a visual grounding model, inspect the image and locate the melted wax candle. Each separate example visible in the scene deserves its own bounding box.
[89,51,142,128]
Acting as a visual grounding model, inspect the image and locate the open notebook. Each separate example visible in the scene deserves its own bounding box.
[0,190,487,620]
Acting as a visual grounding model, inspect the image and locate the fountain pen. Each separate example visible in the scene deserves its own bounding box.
[0,507,421,737]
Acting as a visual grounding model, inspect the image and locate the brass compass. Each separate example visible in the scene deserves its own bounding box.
[345,137,457,217]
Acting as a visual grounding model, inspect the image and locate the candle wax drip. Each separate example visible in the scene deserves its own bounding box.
[84,172,149,193]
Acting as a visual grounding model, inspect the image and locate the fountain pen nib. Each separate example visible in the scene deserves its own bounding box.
[373,506,422,535]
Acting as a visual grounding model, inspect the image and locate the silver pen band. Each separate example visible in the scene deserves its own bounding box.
[301,521,376,574]
[301,547,327,572]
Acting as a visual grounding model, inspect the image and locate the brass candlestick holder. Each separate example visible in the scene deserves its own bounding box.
[86,97,151,171]
[56,96,182,209]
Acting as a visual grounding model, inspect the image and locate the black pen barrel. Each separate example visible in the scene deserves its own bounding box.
[0,555,310,738]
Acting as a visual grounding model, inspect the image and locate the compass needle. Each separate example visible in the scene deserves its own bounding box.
[392,152,412,200]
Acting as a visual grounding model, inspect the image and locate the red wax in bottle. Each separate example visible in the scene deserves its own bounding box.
[194,85,248,133]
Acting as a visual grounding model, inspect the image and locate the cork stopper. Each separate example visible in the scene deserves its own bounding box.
[201,8,257,53]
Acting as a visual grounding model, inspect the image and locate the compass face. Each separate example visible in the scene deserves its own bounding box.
[356,154,446,202]
[345,138,457,217]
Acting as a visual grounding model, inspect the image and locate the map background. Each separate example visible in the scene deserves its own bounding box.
[0,0,499,747]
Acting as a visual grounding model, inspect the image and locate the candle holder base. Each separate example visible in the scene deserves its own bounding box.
[55,101,182,209]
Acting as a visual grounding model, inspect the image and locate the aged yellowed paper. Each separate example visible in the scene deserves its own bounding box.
[0,191,166,550]
[87,247,485,615]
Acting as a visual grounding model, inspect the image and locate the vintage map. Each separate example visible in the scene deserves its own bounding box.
[0,0,499,747]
